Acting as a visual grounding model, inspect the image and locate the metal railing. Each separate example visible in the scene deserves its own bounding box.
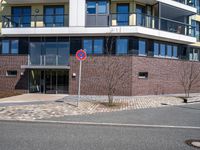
[28,55,70,66]
[2,14,69,28]
[109,13,196,37]
[173,0,196,7]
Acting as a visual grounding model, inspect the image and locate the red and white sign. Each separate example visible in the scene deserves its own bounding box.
[76,49,87,61]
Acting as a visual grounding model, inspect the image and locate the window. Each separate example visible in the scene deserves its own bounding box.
[153,42,178,58]
[138,72,148,79]
[94,39,104,54]
[12,7,31,27]
[117,4,129,25]
[1,40,19,55]
[116,39,128,54]
[167,45,172,57]
[189,48,199,61]
[173,46,178,58]
[83,39,93,54]
[11,40,19,54]
[139,40,146,55]
[136,5,145,26]
[160,44,166,56]
[98,1,107,14]
[44,6,64,27]
[2,40,9,54]
[6,70,17,77]
[83,38,104,54]
[87,2,96,14]
[154,42,159,56]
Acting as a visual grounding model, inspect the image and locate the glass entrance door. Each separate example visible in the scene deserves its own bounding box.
[45,70,57,94]
[29,70,69,94]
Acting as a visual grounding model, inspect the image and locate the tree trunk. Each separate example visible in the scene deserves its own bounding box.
[108,94,113,106]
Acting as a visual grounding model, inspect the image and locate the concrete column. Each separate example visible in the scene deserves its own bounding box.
[69,0,86,27]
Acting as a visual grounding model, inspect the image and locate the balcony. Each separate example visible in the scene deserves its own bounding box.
[173,0,196,7]
[21,42,70,69]
[2,14,69,28]
[86,13,196,37]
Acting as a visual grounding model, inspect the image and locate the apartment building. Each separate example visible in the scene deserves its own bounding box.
[0,0,199,96]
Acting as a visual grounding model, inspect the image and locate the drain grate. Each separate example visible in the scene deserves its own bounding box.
[185,139,200,149]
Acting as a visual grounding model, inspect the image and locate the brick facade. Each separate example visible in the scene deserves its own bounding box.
[0,55,200,96]
[69,56,200,96]
[0,56,28,93]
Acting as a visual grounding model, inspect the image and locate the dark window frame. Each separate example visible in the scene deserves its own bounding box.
[83,37,105,55]
[11,6,31,27]
[6,70,17,77]
[1,39,20,55]
[44,5,65,27]
[138,72,148,79]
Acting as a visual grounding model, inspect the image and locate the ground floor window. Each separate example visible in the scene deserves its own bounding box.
[153,42,178,59]
[189,48,199,61]
[83,38,104,54]
[116,38,128,54]
[2,39,19,54]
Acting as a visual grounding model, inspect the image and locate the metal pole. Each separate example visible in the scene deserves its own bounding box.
[77,60,82,107]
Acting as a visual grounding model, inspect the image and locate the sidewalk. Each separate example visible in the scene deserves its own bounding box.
[0,95,199,121]
[0,94,67,103]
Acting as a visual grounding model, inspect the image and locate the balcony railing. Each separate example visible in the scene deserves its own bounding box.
[28,55,70,66]
[173,0,196,7]
[2,14,69,28]
[86,12,195,37]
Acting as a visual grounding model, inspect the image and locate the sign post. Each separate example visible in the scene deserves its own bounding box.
[76,49,87,107]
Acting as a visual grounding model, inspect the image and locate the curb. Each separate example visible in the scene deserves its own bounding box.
[0,119,200,130]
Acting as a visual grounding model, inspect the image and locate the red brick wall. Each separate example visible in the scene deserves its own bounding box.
[0,55,200,96]
[69,56,200,96]
[0,56,28,93]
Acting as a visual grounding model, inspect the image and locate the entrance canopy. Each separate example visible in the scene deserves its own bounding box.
[21,65,70,70]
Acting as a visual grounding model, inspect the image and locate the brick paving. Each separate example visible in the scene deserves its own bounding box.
[0,95,199,121]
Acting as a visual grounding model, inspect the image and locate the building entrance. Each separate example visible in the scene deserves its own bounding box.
[29,70,69,94]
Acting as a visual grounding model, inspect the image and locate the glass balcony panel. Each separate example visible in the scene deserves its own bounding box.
[45,42,57,66]
[29,42,42,65]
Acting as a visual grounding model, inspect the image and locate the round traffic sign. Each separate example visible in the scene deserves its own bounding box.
[76,49,87,61]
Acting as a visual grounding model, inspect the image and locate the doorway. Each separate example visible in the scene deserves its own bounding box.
[29,70,69,94]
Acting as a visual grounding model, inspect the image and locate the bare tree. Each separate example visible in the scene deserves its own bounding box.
[99,36,131,106]
[178,61,200,99]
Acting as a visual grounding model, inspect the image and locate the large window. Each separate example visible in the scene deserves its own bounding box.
[116,39,128,54]
[87,1,107,14]
[87,2,96,14]
[11,40,19,54]
[2,40,10,54]
[117,4,129,26]
[154,42,159,56]
[98,1,107,14]
[139,40,146,55]
[83,38,104,54]
[11,7,31,27]
[160,44,166,56]
[44,6,64,27]
[2,40,19,54]
[153,42,178,58]
[83,39,93,54]
[167,45,172,57]
[189,48,199,61]
[94,39,104,54]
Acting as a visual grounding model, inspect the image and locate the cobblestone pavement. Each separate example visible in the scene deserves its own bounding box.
[0,95,199,121]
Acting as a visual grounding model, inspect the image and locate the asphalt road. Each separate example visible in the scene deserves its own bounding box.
[50,103,200,127]
[0,121,199,150]
[0,103,200,150]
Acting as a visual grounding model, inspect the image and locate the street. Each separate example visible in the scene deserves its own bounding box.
[0,103,199,150]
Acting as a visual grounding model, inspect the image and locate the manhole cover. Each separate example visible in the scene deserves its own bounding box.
[185,139,200,149]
